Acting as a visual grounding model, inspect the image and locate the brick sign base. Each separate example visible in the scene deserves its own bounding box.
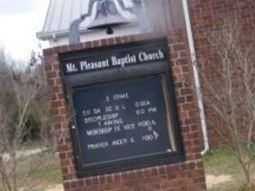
[44,30,207,191]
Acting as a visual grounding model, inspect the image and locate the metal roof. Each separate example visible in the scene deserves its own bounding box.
[37,0,138,40]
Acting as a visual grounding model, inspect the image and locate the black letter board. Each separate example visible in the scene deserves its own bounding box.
[59,38,184,177]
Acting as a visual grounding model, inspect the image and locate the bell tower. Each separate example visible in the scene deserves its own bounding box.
[42,0,207,190]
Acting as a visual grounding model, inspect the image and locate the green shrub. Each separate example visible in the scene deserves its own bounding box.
[23,113,41,141]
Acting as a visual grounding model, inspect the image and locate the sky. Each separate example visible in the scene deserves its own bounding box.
[0,0,50,62]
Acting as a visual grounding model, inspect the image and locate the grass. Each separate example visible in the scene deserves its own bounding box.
[28,150,62,190]
[2,145,254,191]
[203,149,255,191]
[1,148,62,191]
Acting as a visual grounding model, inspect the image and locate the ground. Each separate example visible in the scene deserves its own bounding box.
[203,149,255,191]
[45,184,63,191]
[2,147,255,191]
[206,175,233,189]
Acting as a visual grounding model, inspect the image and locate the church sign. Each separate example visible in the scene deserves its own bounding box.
[63,48,165,75]
[59,38,184,177]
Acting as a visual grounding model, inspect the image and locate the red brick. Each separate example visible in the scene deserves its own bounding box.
[44,28,206,191]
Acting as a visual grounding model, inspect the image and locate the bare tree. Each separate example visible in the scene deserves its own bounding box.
[0,50,57,191]
[29,52,56,147]
[200,18,255,188]
[0,49,14,191]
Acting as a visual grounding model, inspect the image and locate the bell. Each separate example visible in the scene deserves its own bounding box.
[87,0,137,34]
[69,0,139,44]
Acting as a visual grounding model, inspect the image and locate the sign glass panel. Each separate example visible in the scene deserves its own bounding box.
[72,75,174,167]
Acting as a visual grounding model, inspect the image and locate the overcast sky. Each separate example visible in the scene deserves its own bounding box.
[0,0,50,62]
